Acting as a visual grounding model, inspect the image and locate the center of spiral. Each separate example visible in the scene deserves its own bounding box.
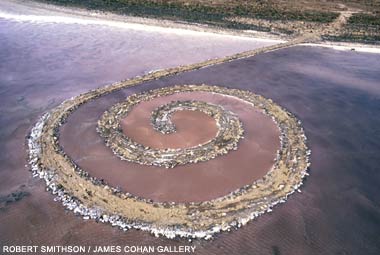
[97,88,245,168]
[151,100,235,135]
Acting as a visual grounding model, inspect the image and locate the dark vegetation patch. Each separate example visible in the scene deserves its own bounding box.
[325,13,380,44]
[36,1,380,43]
[349,13,380,26]
[38,0,338,32]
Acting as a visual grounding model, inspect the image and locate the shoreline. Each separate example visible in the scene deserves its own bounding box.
[0,0,284,41]
[1,0,379,52]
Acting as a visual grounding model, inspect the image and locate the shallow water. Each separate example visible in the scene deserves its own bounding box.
[1,2,380,255]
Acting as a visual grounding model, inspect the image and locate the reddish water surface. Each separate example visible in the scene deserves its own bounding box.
[121,104,218,149]
[60,91,280,202]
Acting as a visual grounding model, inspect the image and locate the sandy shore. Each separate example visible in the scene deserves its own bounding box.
[0,0,284,41]
[1,0,379,53]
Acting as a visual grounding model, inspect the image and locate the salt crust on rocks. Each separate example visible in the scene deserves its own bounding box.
[98,95,244,168]
[27,82,310,240]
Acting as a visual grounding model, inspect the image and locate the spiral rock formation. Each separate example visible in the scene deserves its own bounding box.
[27,83,310,240]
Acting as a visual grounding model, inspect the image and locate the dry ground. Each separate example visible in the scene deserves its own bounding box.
[38,0,380,43]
